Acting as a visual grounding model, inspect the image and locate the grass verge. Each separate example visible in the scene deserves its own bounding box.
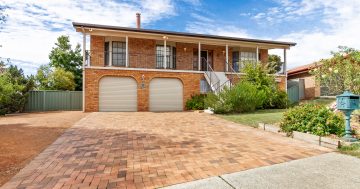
[339,143,360,158]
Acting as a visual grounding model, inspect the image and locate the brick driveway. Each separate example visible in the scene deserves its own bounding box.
[2,112,330,189]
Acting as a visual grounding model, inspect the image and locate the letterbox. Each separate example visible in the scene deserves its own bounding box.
[336,91,359,110]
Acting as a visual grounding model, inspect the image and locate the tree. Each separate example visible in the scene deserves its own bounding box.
[0,61,35,115]
[310,46,360,95]
[267,54,283,74]
[49,68,76,91]
[35,66,76,91]
[36,64,51,90]
[49,35,82,90]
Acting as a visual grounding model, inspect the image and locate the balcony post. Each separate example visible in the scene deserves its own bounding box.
[109,41,112,67]
[164,38,167,69]
[256,46,259,62]
[126,36,129,67]
[284,48,287,92]
[82,31,86,112]
[198,42,201,71]
[226,44,229,72]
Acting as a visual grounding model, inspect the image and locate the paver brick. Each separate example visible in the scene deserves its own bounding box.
[1,112,331,189]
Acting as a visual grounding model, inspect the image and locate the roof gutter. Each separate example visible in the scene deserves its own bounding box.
[72,22,296,47]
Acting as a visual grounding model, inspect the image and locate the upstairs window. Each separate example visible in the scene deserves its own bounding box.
[232,51,257,72]
[112,41,126,67]
[156,45,176,69]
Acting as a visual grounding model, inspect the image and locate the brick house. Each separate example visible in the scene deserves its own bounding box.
[287,63,321,100]
[73,14,296,112]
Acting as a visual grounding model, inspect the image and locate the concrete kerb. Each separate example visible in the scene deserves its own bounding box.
[258,122,340,149]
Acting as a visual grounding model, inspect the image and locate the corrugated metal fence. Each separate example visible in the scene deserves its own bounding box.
[24,91,82,112]
[287,85,300,103]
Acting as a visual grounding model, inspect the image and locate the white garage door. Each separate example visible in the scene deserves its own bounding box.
[99,77,137,112]
[149,78,183,112]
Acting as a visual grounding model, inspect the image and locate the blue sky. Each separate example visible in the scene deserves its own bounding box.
[1,0,360,75]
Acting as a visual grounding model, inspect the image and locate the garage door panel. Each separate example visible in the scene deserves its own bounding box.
[99,77,137,112]
[149,78,183,112]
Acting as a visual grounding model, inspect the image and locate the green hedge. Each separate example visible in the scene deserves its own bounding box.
[280,103,345,136]
[185,94,206,110]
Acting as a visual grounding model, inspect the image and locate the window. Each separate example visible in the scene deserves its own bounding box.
[240,52,257,62]
[232,51,257,72]
[112,41,126,67]
[104,42,109,66]
[156,45,176,69]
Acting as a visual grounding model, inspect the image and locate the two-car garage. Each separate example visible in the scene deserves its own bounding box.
[98,76,183,112]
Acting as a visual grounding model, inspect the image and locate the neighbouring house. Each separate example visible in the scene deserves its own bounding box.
[73,13,296,112]
[287,63,321,100]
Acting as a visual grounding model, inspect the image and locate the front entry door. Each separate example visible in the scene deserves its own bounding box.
[201,50,212,71]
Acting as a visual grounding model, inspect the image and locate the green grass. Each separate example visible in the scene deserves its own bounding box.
[339,143,360,158]
[219,99,336,128]
[219,109,286,127]
[301,98,335,106]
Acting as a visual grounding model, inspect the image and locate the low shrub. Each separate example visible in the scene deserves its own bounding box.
[205,81,264,114]
[185,94,206,110]
[280,103,345,137]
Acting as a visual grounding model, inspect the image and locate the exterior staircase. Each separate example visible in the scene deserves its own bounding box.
[202,58,239,94]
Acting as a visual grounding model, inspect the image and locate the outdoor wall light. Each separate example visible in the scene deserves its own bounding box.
[89,28,93,32]
[163,36,168,40]
[184,47,187,52]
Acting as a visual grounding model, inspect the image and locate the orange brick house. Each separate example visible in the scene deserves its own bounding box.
[73,14,296,112]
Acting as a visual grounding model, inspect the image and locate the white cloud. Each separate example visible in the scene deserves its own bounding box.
[186,13,250,38]
[0,0,176,75]
[273,0,360,69]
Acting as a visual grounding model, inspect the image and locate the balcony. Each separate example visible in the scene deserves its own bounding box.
[85,50,209,71]
[85,50,286,75]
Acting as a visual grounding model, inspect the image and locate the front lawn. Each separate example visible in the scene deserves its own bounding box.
[220,109,286,127]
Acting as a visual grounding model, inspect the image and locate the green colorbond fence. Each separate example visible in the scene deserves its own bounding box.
[24,91,82,112]
[287,85,300,103]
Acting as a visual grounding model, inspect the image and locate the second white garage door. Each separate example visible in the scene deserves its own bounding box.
[149,78,183,112]
[99,76,137,112]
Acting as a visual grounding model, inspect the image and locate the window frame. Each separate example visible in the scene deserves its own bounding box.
[156,45,176,69]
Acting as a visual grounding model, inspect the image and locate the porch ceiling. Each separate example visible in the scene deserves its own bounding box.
[73,22,295,50]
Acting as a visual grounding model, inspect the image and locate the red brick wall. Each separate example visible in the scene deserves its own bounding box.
[176,42,197,70]
[260,49,268,63]
[84,68,203,112]
[89,35,230,71]
[90,35,105,67]
[128,38,156,68]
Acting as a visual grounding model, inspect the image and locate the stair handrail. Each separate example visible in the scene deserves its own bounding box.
[223,61,241,90]
[202,57,221,93]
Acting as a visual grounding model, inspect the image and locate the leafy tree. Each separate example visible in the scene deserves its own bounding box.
[49,68,76,91]
[242,62,288,108]
[0,61,35,115]
[267,54,283,74]
[49,35,82,90]
[310,46,360,95]
[35,64,51,90]
[35,66,76,91]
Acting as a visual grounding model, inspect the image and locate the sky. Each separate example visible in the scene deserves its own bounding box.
[1,0,360,75]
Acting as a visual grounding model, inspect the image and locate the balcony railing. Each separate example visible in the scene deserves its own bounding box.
[85,50,222,72]
[85,50,203,71]
[85,50,286,74]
